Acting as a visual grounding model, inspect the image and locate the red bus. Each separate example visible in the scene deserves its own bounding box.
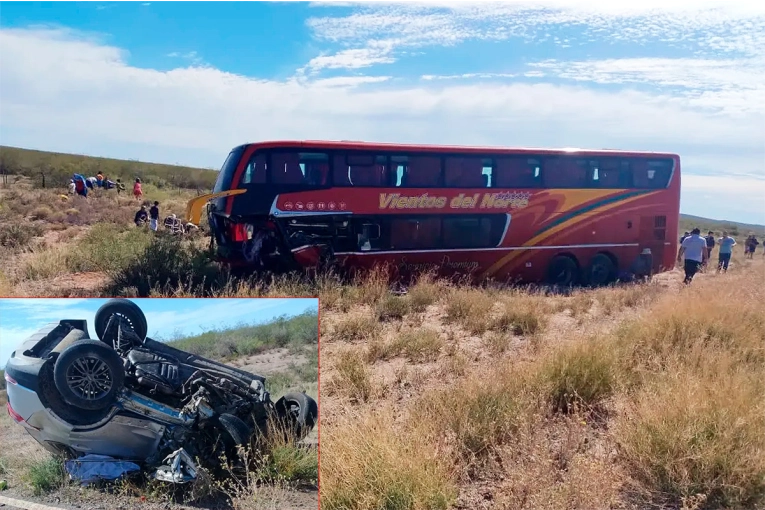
[198,140,680,286]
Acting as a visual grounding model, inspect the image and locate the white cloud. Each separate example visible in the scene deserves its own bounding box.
[527,57,765,115]
[303,44,396,73]
[0,22,763,223]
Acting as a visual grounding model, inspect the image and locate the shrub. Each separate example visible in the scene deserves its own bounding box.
[328,350,373,403]
[538,338,617,413]
[320,411,456,510]
[615,368,765,508]
[24,457,65,495]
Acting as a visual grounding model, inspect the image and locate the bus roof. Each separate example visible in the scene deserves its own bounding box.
[240,140,680,159]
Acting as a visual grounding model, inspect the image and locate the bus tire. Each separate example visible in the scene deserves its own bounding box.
[587,253,617,287]
[546,255,579,287]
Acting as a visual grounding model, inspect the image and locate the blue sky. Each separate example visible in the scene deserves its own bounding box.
[0,1,763,224]
[0,298,318,368]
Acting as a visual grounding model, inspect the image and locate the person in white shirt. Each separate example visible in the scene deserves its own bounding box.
[677,227,708,284]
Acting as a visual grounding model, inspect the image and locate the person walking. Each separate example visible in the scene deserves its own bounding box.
[133,178,143,201]
[680,231,690,243]
[149,201,160,232]
[677,228,707,285]
[744,234,759,259]
[704,231,716,262]
[716,232,736,273]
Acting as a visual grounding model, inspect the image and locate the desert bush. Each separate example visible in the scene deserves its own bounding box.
[491,298,547,335]
[332,314,380,343]
[443,288,494,334]
[615,367,765,508]
[537,337,617,414]
[367,329,443,363]
[414,366,529,466]
[166,310,318,359]
[328,350,373,403]
[0,223,44,250]
[106,235,225,297]
[24,457,65,495]
[320,411,456,510]
[375,294,411,321]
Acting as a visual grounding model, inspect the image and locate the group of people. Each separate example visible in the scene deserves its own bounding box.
[677,228,761,284]
[134,200,197,235]
[68,173,127,197]
[68,173,146,201]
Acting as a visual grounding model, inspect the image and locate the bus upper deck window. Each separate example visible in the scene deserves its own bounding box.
[405,156,441,187]
[242,153,266,185]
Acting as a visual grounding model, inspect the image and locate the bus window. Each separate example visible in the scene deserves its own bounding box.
[213,146,245,193]
[442,217,492,248]
[544,157,590,188]
[389,217,441,249]
[241,152,266,185]
[494,157,542,188]
[444,157,488,187]
[595,158,632,188]
[271,152,328,185]
[404,156,442,187]
[332,153,387,186]
[632,159,673,189]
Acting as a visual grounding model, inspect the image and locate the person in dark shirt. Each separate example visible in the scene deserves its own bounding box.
[704,231,716,266]
[134,205,148,227]
[149,201,160,232]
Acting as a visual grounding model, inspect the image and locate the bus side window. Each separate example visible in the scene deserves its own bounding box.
[241,153,266,185]
[332,154,352,186]
[444,157,485,187]
[494,157,542,188]
[596,158,630,188]
[405,156,442,187]
[272,152,328,185]
[544,157,589,188]
[632,159,673,189]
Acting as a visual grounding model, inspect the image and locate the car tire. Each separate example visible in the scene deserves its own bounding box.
[546,255,579,287]
[219,413,253,446]
[274,392,318,441]
[587,253,617,287]
[53,339,126,411]
[94,299,148,342]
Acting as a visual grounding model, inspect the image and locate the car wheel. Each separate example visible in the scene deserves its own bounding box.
[94,299,148,342]
[274,392,318,441]
[587,253,616,287]
[546,255,579,287]
[218,413,253,446]
[53,339,126,411]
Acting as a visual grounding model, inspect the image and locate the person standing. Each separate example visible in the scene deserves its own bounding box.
[680,231,690,243]
[716,232,736,273]
[133,178,143,201]
[677,228,707,285]
[149,201,160,232]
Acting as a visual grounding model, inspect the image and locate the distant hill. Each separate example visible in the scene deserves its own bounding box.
[679,214,764,237]
[0,145,218,191]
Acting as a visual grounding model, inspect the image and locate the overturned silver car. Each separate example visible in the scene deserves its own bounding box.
[4,299,318,483]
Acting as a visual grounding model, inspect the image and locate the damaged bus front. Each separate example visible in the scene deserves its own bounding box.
[205,142,341,273]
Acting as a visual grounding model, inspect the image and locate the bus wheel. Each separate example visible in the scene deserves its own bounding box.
[546,255,579,287]
[587,253,617,287]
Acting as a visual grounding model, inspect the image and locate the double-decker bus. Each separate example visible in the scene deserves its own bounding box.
[195,140,680,286]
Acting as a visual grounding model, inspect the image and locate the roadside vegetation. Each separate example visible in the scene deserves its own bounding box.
[320,256,765,510]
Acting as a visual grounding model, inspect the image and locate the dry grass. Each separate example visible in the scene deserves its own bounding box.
[321,259,765,510]
[319,411,456,510]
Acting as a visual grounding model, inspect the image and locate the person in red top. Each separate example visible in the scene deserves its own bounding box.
[133,178,143,201]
